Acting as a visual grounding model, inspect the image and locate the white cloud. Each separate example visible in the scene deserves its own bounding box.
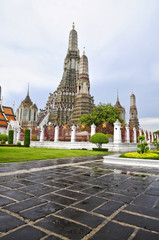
[139,118,159,132]
[0,0,159,116]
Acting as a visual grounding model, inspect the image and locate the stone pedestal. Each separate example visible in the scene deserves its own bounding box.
[40,126,44,142]
[114,120,122,143]
[133,127,137,143]
[125,126,130,143]
[71,125,76,142]
[17,128,21,143]
[54,126,59,142]
[91,123,96,136]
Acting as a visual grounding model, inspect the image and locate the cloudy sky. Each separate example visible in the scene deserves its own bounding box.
[0,0,159,131]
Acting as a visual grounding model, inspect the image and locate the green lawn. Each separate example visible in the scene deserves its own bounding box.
[0,147,110,163]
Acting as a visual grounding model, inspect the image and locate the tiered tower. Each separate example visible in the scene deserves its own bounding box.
[40,23,80,125]
[115,93,126,122]
[16,87,38,129]
[129,92,139,128]
[69,49,94,125]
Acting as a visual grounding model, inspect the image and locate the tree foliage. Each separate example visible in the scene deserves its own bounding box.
[78,103,123,127]
[89,133,109,148]
[24,129,30,147]
[0,134,8,144]
[137,135,149,154]
[152,137,159,150]
[8,130,14,144]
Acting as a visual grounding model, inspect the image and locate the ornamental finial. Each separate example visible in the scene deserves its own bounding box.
[83,47,85,55]
[72,22,75,30]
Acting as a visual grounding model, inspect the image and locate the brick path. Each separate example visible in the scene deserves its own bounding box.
[0,155,159,239]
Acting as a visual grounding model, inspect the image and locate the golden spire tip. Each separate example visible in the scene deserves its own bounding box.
[72,22,75,30]
[83,47,85,55]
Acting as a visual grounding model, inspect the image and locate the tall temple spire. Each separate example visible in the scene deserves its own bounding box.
[39,24,80,125]
[129,92,139,128]
[68,23,78,52]
[70,50,94,125]
[79,49,89,75]
[27,82,29,96]
[115,91,126,122]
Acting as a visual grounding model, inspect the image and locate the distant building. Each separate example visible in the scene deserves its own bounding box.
[129,92,139,128]
[16,88,38,129]
[69,50,94,125]
[0,86,16,134]
[115,94,126,122]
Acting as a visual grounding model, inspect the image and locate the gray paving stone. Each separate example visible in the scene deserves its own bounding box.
[55,189,89,200]
[1,189,33,201]
[20,202,64,221]
[0,210,25,232]
[41,193,76,206]
[0,195,15,206]
[90,221,134,240]
[0,225,46,240]
[97,191,133,203]
[132,193,159,208]
[114,211,159,232]
[57,207,105,228]
[124,204,159,218]
[94,200,124,216]
[73,196,107,211]
[133,229,159,240]
[36,215,91,240]
[4,197,47,213]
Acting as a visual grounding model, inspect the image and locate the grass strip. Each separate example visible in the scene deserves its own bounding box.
[0,147,110,163]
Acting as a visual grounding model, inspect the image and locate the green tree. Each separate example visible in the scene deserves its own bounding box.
[152,137,159,150]
[78,103,123,127]
[89,133,109,148]
[137,135,149,154]
[0,134,8,144]
[8,130,14,144]
[24,129,30,147]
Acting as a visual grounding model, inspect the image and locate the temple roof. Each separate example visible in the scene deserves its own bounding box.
[115,96,125,111]
[0,105,16,128]
[19,90,37,109]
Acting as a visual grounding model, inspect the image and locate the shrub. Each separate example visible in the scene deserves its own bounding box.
[17,142,21,146]
[0,134,8,144]
[8,130,14,144]
[89,133,109,148]
[24,129,30,147]
[152,137,159,150]
[137,135,149,154]
[92,148,108,151]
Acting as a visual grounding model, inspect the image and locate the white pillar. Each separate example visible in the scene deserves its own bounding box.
[139,129,142,136]
[17,128,21,143]
[40,126,44,142]
[125,126,130,143]
[114,119,122,143]
[71,125,76,142]
[144,130,147,141]
[148,132,151,142]
[54,125,59,142]
[91,123,96,136]
[133,127,137,143]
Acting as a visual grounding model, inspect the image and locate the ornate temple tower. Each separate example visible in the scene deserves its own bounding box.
[129,92,139,128]
[40,23,80,125]
[69,50,94,125]
[115,93,126,122]
[16,87,38,129]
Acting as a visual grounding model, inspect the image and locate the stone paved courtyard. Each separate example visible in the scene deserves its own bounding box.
[0,155,159,239]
